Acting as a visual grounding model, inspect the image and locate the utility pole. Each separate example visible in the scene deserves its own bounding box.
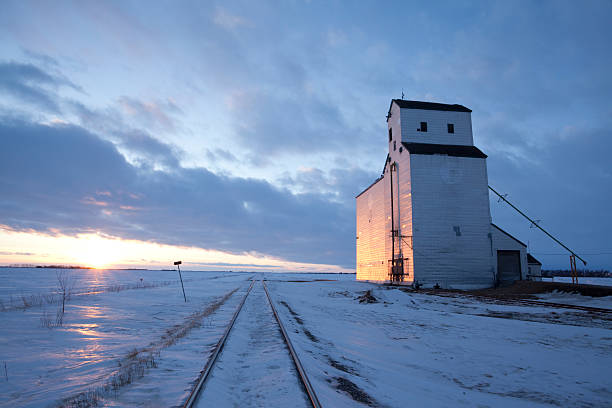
[174,261,186,302]
[489,185,587,283]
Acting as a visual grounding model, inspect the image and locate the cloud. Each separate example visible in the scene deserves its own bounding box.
[205,148,237,163]
[213,7,249,30]
[118,96,182,133]
[1,58,183,171]
[486,123,612,268]
[279,165,379,206]
[230,90,366,159]
[0,119,354,267]
[0,61,73,112]
[69,100,181,169]
[22,49,60,68]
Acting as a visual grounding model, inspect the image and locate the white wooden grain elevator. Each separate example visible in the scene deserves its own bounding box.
[356,99,530,288]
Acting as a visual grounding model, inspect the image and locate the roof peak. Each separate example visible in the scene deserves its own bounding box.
[391,99,472,113]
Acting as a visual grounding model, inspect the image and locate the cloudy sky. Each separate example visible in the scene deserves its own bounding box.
[0,0,610,271]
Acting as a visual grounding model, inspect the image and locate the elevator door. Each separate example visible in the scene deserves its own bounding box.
[497,250,521,285]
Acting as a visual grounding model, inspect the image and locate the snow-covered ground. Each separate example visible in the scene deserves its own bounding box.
[0,268,610,407]
[266,278,612,408]
[541,277,612,286]
[534,291,612,309]
[0,268,254,407]
[194,280,311,408]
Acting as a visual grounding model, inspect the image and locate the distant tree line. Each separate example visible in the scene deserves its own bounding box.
[542,269,610,277]
[1,264,93,269]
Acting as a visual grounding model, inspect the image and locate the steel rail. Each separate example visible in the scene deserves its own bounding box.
[262,280,323,408]
[183,280,255,408]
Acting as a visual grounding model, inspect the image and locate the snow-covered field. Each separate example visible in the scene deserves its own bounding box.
[542,276,612,286]
[0,268,610,407]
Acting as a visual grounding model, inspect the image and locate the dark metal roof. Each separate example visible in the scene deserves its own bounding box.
[491,223,527,247]
[382,153,390,174]
[390,99,472,113]
[527,253,542,265]
[401,142,487,158]
[355,176,383,199]
[356,153,391,199]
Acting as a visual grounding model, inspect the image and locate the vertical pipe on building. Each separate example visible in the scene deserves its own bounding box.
[395,162,401,265]
[390,161,395,282]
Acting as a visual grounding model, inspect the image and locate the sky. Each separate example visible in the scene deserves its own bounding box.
[0,0,610,272]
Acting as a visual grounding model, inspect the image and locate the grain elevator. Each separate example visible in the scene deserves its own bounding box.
[356,99,527,288]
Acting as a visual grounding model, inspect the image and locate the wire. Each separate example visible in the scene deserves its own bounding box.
[488,185,587,265]
[532,252,612,256]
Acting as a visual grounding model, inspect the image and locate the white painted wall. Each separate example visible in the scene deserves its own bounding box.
[388,102,402,154]
[358,100,520,288]
[393,151,415,282]
[392,104,473,146]
[527,262,542,281]
[409,154,494,289]
[355,151,415,283]
[356,177,389,281]
[491,224,528,282]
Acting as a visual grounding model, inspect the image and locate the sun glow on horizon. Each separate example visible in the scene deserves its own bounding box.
[0,226,351,273]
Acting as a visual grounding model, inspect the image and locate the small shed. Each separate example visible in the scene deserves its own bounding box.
[491,224,527,285]
[527,253,542,281]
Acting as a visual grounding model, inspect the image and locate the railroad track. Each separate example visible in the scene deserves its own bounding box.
[183,279,321,408]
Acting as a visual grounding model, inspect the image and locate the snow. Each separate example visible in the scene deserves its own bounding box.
[0,268,610,407]
[542,277,612,287]
[265,278,612,408]
[0,268,253,407]
[194,280,310,407]
[534,291,612,309]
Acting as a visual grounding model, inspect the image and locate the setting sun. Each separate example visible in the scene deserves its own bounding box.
[0,226,350,273]
[71,234,126,269]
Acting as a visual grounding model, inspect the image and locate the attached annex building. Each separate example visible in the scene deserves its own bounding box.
[356,99,536,288]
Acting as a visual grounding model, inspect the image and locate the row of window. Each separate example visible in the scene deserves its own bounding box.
[418,122,454,133]
[389,123,455,142]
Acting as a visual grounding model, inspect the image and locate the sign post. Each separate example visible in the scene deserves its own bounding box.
[174,261,186,302]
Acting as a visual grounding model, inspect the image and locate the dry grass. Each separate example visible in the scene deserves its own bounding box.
[1,279,182,313]
[58,287,240,407]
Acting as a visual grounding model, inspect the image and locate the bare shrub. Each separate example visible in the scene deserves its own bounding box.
[40,310,53,329]
[105,284,123,293]
[55,308,64,326]
[60,351,158,407]
[57,271,77,314]
[21,294,31,308]
[2,277,181,314]
[58,287,239,406]
[59,390,102,408]
[52,271,77,327]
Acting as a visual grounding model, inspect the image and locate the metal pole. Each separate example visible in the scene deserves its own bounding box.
[389,162,395,282]
[570,255,578,285]
[488,185,587,266]
[174,261,186,302]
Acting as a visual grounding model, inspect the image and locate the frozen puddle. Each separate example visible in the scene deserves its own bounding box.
[194,281,311,407]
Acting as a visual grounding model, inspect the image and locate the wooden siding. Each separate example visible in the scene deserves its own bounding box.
[356,176,390,281]
[410,154,495,288]
[399,107,473,146]
[390,146,414,282]
[491,225,528,281]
